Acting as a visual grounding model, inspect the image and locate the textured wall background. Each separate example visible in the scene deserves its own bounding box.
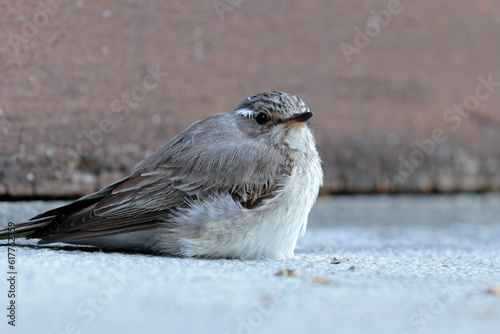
[1,0,500,197]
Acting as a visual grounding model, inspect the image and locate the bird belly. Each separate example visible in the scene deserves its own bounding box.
[154,162,322,260]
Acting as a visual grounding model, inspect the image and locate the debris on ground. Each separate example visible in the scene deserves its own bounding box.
[330,257,350,264]
[275,268,303,277]
[312,277,331,285]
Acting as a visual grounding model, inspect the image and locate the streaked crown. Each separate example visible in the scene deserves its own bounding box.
[232,91,310,121]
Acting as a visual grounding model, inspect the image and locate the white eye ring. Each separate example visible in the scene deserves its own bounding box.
[235,108,255,119]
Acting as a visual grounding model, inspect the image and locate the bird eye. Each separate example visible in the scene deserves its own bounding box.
[255,113,268,125]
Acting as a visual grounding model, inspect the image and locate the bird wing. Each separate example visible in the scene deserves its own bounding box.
[1,129,290,244]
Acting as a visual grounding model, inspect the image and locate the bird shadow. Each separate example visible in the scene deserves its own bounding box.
[0,242,164,257]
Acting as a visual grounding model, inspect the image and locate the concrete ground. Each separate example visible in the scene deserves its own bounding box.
[0,195,499,334]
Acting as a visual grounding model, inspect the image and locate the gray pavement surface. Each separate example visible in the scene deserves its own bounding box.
[0,195,499,334]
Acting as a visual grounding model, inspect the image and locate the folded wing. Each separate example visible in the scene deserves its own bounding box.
[0,118,290,245]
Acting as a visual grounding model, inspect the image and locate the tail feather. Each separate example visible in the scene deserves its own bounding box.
[0,177,130,242]
[30,177,130,220]
[0,217,55,240]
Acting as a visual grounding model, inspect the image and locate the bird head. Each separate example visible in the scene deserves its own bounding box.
[232,91,315,151]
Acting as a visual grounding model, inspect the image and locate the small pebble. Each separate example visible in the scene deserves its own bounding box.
[487,286,500,296]
[312,277,331,285]
[275,268,302,277]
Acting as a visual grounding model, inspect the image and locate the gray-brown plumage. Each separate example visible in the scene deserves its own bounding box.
[0,91,323,259]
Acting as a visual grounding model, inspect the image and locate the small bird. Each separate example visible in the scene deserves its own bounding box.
[0,91,323,259]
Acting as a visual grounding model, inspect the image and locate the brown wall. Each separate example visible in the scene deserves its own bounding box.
[1,1,500,197]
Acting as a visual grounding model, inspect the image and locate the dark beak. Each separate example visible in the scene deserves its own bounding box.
[288,112,314,124]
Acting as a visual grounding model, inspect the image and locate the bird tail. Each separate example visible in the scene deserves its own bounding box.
[0,177,130,243]
[0,216,56,240]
